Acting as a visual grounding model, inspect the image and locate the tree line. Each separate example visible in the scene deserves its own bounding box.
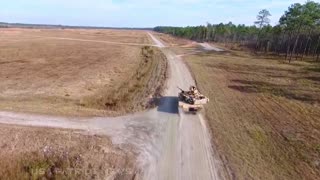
[154,1,320,62]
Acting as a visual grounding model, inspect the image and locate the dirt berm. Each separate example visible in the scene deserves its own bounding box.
[82,46,167,115]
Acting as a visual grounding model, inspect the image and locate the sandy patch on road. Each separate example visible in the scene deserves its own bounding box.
[199,43,224,51]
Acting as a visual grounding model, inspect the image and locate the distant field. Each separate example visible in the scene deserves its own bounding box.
[0,29,165,116]
[0,28,152,44]
[158,34,320,179]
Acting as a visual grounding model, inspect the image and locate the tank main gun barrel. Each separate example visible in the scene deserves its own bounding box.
[177,87,184,93]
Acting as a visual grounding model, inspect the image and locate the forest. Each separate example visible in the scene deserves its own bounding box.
[154,1,320,62]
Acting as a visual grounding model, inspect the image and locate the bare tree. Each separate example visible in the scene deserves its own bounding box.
[255,9,271,50]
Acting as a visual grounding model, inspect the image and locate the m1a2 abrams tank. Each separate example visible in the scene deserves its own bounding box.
[178,86,209,113]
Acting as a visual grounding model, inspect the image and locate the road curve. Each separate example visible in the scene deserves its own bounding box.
[0,32,222,180]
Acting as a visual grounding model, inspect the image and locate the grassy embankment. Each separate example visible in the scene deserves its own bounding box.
[83,46,167,115]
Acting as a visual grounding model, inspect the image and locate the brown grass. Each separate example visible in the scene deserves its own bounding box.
[0,29,165,116]
[0,28,152,44]
[185,51,320,179]
[156,33,320,179]
[81,46,167,115]
[0,124,136,179]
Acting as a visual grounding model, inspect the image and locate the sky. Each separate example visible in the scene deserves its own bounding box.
[0,0,310,27]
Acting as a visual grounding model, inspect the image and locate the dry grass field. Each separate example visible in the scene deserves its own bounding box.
[186,52,320,180]
[0,29,167,179]
[0,28,166,116]
[0,124,136,179]
[0,28,152,44]
[158,34,320,179]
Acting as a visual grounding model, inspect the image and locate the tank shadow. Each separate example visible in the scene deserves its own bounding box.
[157,96,179,114]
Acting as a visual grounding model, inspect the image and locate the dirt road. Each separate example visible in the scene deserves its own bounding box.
[0,32,221,180]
